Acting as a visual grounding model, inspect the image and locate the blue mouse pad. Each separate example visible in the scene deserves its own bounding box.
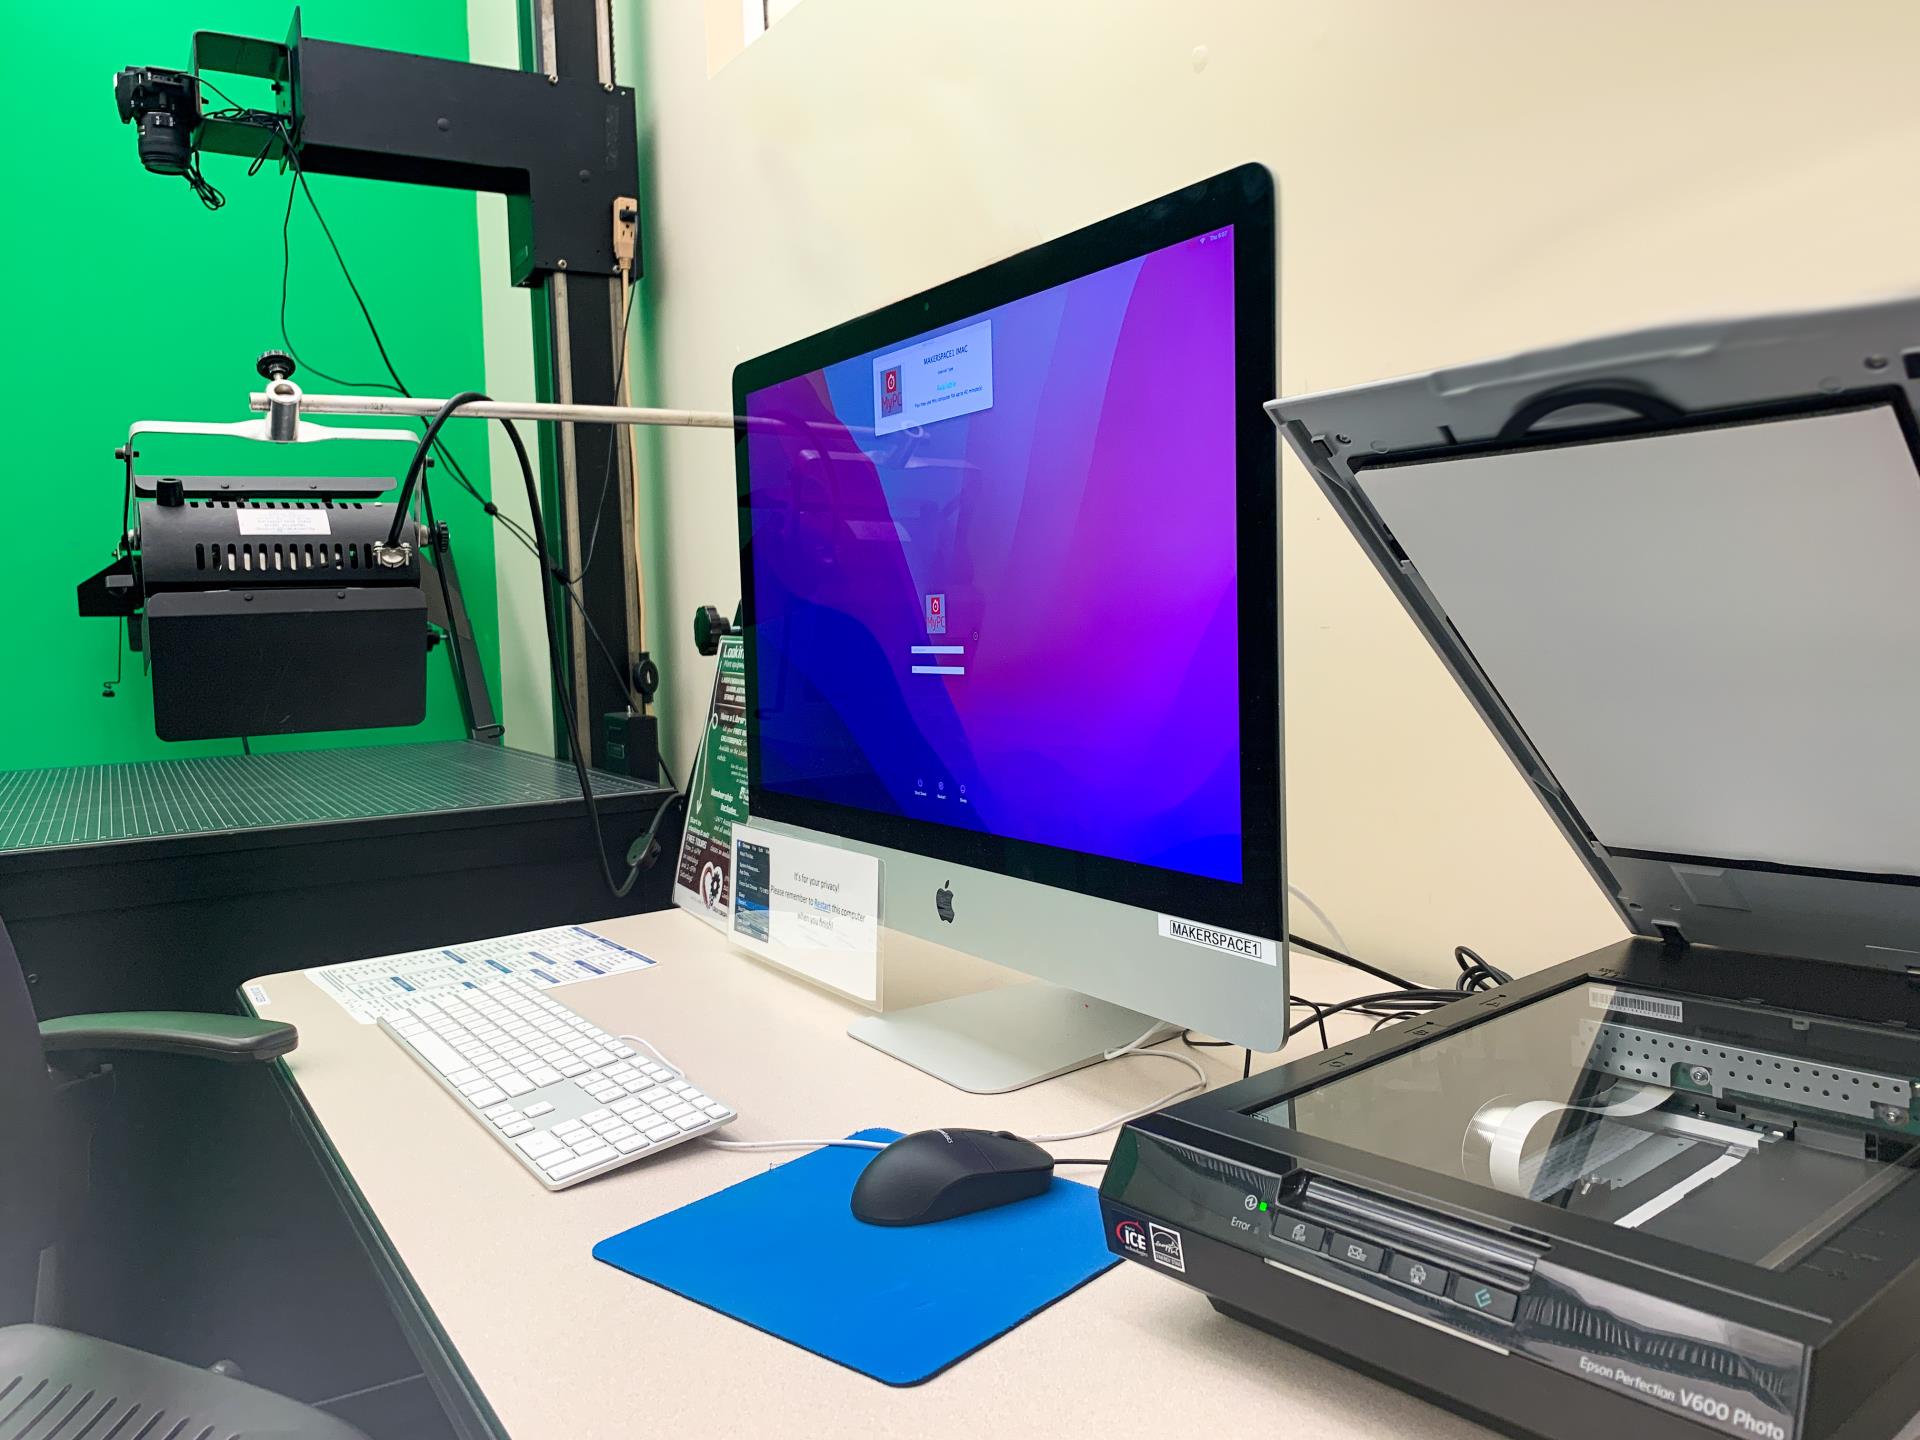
[591,1129,1120,1386]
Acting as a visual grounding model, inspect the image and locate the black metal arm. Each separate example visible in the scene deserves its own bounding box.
[40,1012,298,1063]
[189,12,639,284]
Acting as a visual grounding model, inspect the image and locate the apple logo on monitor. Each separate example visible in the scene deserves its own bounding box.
[935,881,955,923]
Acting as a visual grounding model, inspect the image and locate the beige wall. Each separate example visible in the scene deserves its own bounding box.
[605,0,1920,983]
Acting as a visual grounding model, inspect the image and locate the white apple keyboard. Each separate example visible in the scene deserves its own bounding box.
[380,976,736,1189]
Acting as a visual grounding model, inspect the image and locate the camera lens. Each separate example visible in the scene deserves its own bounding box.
[138,111,193,176]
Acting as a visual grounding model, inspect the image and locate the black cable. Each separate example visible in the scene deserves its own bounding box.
[1454,945,1512,993]
[561,279,639,587]
[186,154,224,210]
[1287,933,1420,991]
[1178,1029,1256,1079]
[255,109,556,591]
[173,79,233,211]
[270,137,656,730]
[1053,1159,1111,1168]
[1179,1029,1233,1048]
[240,736,252,756]
[245,98,539,549]
[387,397,678,895]
[560,579,658,731]
[417,467,478,727]
[276,132,539,565]
[390,395,486,545]
[285,148,412,396]
[1284,988,1462,1041]
[496,411,672,899]
[1291,995,1332,1050]
[195,84,651,756]
[198,87,673,782]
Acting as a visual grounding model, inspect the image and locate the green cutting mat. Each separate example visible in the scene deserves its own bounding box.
[0,742,653,853]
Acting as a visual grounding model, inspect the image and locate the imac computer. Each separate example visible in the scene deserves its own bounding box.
[732,164,1280,1092]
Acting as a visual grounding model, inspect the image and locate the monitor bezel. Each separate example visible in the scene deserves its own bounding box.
[732,163,1280,939]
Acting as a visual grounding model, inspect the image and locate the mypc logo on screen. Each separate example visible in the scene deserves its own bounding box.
[880,365,903,416]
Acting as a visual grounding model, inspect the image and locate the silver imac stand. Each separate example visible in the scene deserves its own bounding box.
[847,984,1178,1094]
[797,837,1276,1094]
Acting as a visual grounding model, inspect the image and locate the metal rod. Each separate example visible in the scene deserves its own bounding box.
[248,391,740,429]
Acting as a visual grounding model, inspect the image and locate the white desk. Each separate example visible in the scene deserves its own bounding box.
[251,909,1492,1440]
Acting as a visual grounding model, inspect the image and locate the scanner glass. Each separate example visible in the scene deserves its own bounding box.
[1255,983,1920,1271]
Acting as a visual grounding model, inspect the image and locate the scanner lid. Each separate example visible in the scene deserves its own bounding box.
[1269,296,1920,970]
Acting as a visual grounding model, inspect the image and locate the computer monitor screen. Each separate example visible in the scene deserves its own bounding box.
[746,233,1240,881]
[736,163,1279,961]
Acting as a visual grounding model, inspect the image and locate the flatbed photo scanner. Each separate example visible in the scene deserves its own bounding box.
[1103,295,1920,1440]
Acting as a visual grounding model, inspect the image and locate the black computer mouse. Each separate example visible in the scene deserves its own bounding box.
[850,1128,1056,1226]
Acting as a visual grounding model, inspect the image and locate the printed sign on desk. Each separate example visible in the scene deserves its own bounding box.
[728,823,882,1006]
[673,636,749,930]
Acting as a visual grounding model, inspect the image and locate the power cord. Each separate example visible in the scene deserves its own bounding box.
[1453,945,1512,992]
[1290,996,1333,1050]
[1284,987,1463,1042]
[1179,1028,1259,1078]
[489,409,678,898]
[614,1033,682,1076]
[1286,933,1419,991]
[377,400,674,898]
[739,1027,1212,1152]
[685,969,1502,1164]
[389,393,484,545]
[283,160,667,769]
[682,1024,1211,1164]
[1022,1024,1210,1144]
[1287,882,1353,957]
[678,951,1513,1156]
[702,1136,1106,1166]
[274,145,647,686]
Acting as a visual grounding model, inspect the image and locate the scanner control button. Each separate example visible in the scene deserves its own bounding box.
[1328,1233,1385,1272]
[1388,1254,1449,1296]
[1448,1276,1519,1323]
[1272,1213,1326,1252]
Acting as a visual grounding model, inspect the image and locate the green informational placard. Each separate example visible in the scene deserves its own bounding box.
[673,636,749,929]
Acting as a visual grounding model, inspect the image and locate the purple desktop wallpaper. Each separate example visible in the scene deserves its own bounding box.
[744,226,1242,881]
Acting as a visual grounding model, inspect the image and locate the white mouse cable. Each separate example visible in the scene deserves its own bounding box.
[669,1022,1212,1159]
[611,1035,884,1153]
[1022,1022,1209,1145]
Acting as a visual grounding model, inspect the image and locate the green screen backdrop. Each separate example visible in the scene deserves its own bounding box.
[0,1,502,771]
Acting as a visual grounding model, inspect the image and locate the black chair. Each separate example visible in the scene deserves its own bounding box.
[0,913,367,1439]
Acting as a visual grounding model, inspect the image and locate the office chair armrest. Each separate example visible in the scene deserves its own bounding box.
[39,1012,298,1063]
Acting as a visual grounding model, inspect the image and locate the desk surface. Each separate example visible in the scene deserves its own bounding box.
[253,911,1494,1440]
